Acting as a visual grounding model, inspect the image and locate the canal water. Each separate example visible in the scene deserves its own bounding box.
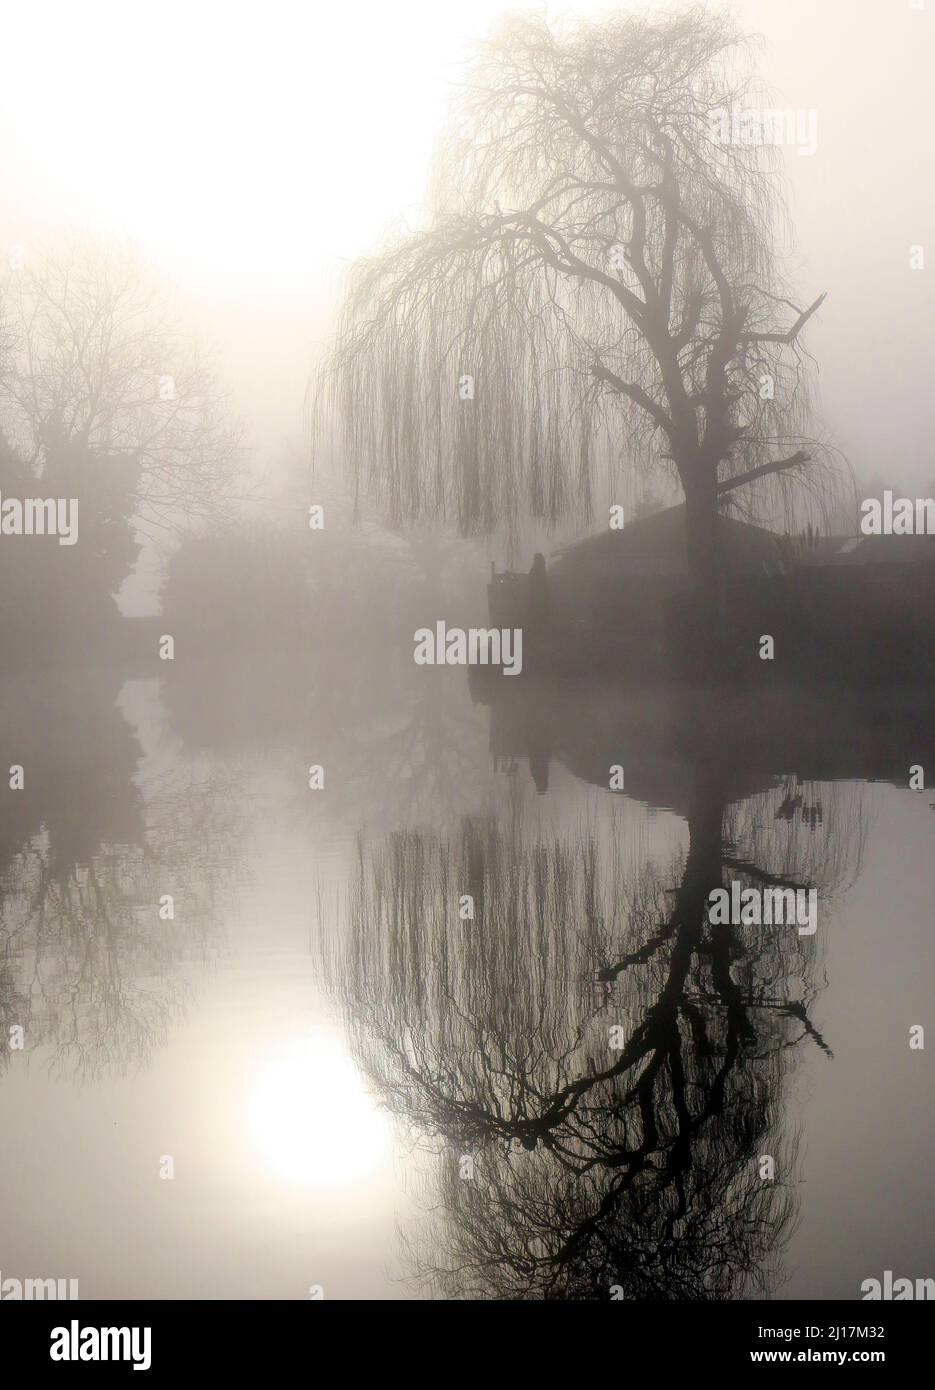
[1,662,932,1299]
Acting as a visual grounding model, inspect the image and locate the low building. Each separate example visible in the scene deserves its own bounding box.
[487,505,935,682]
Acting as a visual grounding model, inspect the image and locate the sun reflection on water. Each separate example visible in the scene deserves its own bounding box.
[249,1033,389,1188]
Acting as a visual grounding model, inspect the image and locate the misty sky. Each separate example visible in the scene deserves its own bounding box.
[1,0,932,488]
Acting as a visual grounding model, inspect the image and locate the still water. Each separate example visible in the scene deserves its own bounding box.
[1,658,933,1299]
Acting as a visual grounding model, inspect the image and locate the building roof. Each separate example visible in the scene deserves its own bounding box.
[550,504,787,582]
[800,533,935,567]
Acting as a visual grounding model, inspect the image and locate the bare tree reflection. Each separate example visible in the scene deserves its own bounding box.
[0,746,244,1079]
[320,761,869,1298]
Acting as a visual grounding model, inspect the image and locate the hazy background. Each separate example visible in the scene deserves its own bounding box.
[2,0,932,612]
[1,2,933,1303]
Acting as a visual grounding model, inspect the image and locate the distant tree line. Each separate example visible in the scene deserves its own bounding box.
[0,240,242,663]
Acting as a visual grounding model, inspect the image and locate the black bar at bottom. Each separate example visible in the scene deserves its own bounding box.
[2,1298,931,1376]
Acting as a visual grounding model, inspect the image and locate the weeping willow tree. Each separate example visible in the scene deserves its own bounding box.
[316,6,846,656]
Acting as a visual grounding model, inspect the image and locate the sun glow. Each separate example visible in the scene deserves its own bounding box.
[0,0,487,282]
[249,1034,389,1188]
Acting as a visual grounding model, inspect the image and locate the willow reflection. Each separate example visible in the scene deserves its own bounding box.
[320,764,869,1298]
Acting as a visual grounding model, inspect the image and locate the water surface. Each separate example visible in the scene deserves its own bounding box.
[1,663,932,1299]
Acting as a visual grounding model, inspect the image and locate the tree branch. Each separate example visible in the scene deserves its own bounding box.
[717,450,811,495]
[739,293,826,344]
[589,363,674,434]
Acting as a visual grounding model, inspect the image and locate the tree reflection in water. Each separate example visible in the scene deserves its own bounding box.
[319,762,870,1299]
[0,680,244,1081]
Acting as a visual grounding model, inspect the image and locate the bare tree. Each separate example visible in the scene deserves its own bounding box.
[0,240,244,540]
[317,7,845,657]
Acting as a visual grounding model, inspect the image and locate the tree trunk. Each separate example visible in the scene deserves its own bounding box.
[682,469,724,680]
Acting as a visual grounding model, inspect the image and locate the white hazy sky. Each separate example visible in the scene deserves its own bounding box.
[0,0,933,483]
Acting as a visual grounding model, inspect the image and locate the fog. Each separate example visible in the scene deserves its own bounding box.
[1,0,933,1317]
[3,2,932,561]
